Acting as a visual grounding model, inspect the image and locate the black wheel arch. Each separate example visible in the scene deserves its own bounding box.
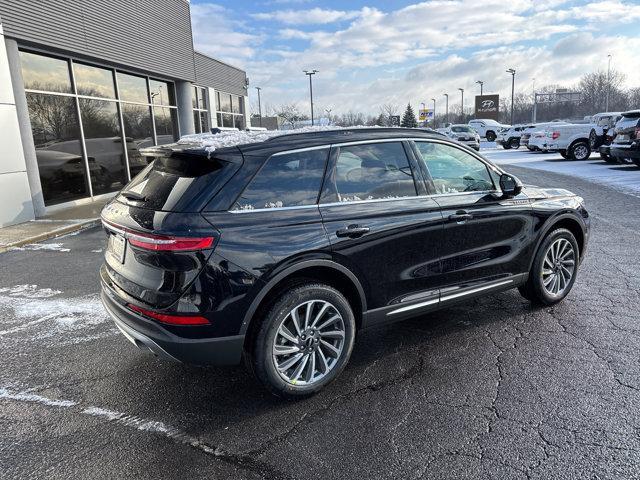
[527,213,587,271]
[240,259,367,340]
[569,138,590,152]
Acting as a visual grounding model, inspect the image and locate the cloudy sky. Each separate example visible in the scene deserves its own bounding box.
[190,0,640,115]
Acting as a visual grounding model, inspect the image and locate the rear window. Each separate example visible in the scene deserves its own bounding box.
[452,126,473,133]
[232,148,329,211]
[118,154,238,212]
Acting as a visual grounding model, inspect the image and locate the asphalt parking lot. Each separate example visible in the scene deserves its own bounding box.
[1,151,640,480]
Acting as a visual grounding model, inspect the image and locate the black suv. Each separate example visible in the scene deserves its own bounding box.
[610,110,640,166]
[100,128,589,397]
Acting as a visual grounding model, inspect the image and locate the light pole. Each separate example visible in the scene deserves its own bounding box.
[458,88,464,123]
[606,54,612,112]
[325,108,332,125]
[303,69,319,126]
[475,80,484,95]
[443,93,449,124]
[255,86,262,127]
[431,98,436,126]
[506,68,516,125]
[420,102,426,125]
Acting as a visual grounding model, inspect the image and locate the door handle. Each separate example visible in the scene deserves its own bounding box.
[448,212,473,222]
[336,224,370,238]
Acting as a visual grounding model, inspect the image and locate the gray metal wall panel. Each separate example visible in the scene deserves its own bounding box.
[0,0,196,81]
[194,52,246,96]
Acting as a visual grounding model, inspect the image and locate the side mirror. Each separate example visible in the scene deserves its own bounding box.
[499,173,523,197]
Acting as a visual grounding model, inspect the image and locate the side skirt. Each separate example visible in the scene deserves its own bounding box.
[361,273,528,330]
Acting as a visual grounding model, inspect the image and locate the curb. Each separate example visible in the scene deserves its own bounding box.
[0,218,101,254]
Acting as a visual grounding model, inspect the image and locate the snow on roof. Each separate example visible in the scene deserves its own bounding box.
[177,125,375,153]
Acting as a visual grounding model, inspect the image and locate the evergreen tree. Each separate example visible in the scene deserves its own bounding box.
[400,103,418,128]
[375,113,386,126]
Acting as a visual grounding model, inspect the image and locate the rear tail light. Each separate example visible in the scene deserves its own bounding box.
[128,304,210,325]
[551,131,560,140]
[103,220,215,252]
[127,232,214,252]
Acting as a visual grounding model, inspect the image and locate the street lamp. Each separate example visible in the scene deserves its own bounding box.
[325,108,332,125]
[458,88,464,123]
[606,54,612,112]
[506,68,516,125]
[303,69,319,126]
[443,93,449,124]
[431,98,436,126]
[475,80,484,95]
[255,86,262,127]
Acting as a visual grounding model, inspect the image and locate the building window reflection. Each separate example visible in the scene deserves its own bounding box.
[192,86,209,133]
[215,91,244,129]
[20,50,180,205]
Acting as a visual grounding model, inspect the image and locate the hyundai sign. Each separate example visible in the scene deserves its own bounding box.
[475,94,499,120]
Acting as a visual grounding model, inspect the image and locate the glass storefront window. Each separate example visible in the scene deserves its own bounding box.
[20,51,72,93]
[198,87,207,109]
[222,113,234,128]
[122,104,154,177]
[200,111,209,133]
[154,106,178,145]
[192,86,198,109]
[149,79,175,106]
[26,93,87,204]
[79,99,128,195]
[234,115,245,130]
[117,72,149,104]
[74,63,116,98]
[219,93,232,112]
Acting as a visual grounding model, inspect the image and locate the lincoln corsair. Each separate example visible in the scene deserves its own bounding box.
[100,128,589,397]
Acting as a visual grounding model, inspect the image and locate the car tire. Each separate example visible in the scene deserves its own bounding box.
[252,283,356,398]
[519,228,580,306]
[568,140,591,160]
[509,138,520,149]
[601,152,616,163]
[486,131,496,142]
[559,150,568,159]
[502,142,512,150]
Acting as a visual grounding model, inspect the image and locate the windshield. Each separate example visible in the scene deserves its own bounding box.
[451,126,473,133]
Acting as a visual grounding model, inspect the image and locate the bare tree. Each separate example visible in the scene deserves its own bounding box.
[379,103,400,126]
[273,103,309,128]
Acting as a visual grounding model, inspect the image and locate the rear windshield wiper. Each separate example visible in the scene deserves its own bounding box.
[121,190,146,201]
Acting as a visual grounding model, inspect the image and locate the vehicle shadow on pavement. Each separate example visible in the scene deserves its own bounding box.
[112,289,541,431]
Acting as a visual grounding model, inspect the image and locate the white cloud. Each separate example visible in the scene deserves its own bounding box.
[190,1,640,114]
[252,8,361,25]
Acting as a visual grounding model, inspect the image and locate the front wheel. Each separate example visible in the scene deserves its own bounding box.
[569,141,591,160]
[485,131,496,142]
[519,228,579,305]
[559,149,568,159]
[502,142,512,150]
[509,138,520,149]
[252,283,356,398]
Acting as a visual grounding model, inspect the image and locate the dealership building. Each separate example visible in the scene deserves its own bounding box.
[0,0,250,227]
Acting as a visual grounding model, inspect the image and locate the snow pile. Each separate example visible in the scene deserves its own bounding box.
[178,125,379,154]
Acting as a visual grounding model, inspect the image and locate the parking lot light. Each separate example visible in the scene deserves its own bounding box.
[506,68,516,125]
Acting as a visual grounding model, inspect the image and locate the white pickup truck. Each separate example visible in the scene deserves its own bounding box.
[537,124,593,160]
[468,119,510,141]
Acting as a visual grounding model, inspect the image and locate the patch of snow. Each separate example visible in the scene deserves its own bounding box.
[178,125,377,154]
[0,387,76,408]
[14,243,70,252]
[0,284,62,298]
[91,249,103,253]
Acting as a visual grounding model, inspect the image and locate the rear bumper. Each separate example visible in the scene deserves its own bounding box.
[100,286,244,366]
[611,145,640,159]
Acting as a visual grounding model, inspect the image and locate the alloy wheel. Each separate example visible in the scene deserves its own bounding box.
[272,300,345,386]
[541,238,576,297]
[573,144,589,160]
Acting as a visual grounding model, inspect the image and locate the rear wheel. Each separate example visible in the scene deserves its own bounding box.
[252,283,356,398]
[519,228,579,306]
[569,141,591,160]
[485,131,496,142]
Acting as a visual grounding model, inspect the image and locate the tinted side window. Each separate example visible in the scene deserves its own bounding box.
[414,142,495,194]
[233,149,328,210]
[328,142,417,203]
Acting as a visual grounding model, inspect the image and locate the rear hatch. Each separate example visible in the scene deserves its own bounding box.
[101,144,242,308]
[613,111,640,145]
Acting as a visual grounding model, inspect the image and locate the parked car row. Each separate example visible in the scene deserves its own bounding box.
[500,110,638,166]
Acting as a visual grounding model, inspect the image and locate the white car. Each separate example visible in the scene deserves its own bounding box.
[440,124,480,151]
[527,130,549,151]
[497,122,566,150]
[468,119,510,142]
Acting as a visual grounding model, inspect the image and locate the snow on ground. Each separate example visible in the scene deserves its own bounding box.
[482,147,640,198]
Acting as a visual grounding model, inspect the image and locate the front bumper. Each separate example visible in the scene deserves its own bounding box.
[101,284,245,366]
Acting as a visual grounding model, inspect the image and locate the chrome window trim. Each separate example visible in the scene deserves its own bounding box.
[271,145,331,156]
